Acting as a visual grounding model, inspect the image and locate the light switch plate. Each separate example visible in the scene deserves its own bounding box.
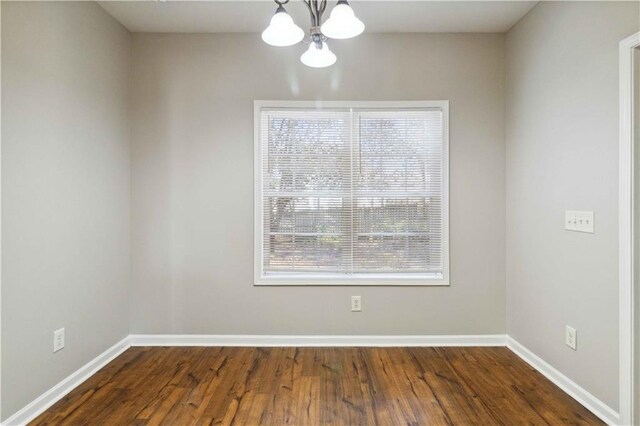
[565,210,594,233]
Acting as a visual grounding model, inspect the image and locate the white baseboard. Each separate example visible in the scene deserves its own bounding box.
[506,337,620,426]
[2,336,131,426]
[3,334,621,426]
[129,334,508,347]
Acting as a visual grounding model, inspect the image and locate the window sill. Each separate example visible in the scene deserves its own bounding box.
[254,273,449,287]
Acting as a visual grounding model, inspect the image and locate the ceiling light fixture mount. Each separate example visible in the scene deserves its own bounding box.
[262,0,364,68]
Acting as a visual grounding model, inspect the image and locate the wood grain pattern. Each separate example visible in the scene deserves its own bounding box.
[30,347,603,425]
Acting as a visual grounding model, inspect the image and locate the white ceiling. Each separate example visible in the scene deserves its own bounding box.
[98,1,538,34]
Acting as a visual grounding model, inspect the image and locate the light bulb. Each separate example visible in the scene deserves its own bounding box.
[261,6,304,47]
[320,1,365,40]
[300,42,337,68]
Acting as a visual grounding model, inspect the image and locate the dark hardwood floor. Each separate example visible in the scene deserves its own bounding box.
[31,346,603,425]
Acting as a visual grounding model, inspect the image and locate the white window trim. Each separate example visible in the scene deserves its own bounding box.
[253,100,450,286]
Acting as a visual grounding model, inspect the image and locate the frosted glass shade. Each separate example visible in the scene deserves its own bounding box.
[300,42,337,68]
[320,2,365,40]
[261,9,304,47]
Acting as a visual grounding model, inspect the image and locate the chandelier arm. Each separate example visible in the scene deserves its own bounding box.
[317,0,323,23]
[302,0,316,26]
[319,0,327,17]
[313,0,321,26]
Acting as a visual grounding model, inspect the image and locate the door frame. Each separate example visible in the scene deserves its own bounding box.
[619,31,640,426]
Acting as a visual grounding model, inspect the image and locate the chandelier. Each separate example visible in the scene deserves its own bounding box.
[262,0,365,68]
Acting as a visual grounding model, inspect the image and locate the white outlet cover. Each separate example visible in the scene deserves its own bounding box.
[351,296,362,312]
[565,325,577,350]
[53,328,65,352]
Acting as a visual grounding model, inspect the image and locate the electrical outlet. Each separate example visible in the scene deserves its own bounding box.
[54,328,65,353]
[351,296,362,312]
[565,326,577,350]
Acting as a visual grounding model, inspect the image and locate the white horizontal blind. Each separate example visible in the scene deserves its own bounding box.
[353,110,443,273]
[261,109,352,273]
[260,106,444,279]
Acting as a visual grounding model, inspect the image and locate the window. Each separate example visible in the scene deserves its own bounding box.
[254,101,449,285]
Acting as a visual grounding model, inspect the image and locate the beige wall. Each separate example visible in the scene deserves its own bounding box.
[1,2,131,420]
[506,1,639,409]
[131,32,507,335]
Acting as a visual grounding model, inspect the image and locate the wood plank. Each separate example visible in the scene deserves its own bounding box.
[28,346,604,426]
